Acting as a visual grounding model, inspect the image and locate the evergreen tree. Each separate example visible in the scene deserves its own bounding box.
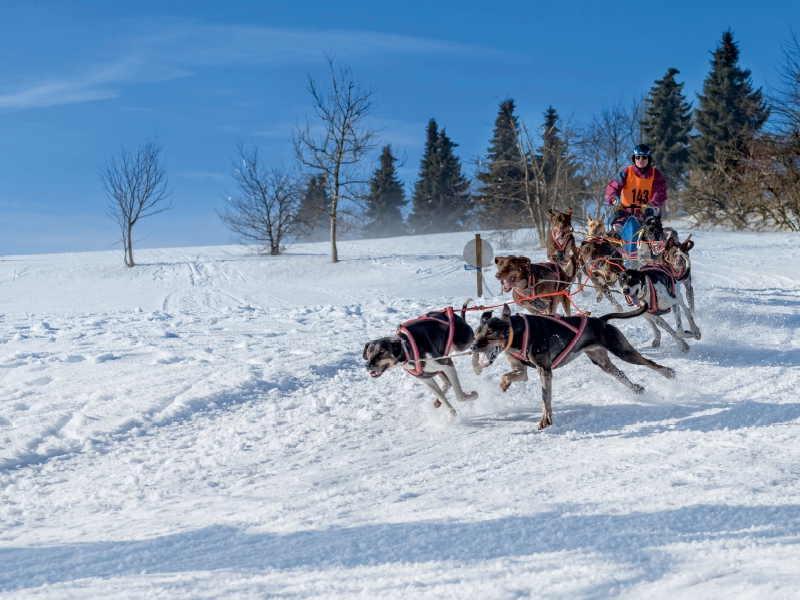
[408,119,472,234]
[642,68,693,189]
[361,145,407,238]
[475,99,525,227]
[692,29,770,171]
[296,174,330,241]
[539,107,582,207]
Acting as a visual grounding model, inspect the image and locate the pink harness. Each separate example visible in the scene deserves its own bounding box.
[508,313,588,369]
[639,264,675,314]
[512,262,563,306]
[551,229,572,252]
[397,307,455,377]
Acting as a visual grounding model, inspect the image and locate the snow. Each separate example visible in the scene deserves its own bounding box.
[2,229,800,598]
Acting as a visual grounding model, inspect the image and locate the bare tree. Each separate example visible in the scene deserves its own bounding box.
[293,55,378,263]
[769,29,800,135]
[511,116,583,245]
[217,143,306,255]
[577,98,644,218]
[101,139,173,267]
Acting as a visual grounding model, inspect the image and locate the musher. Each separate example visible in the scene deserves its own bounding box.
[605,144,667,234]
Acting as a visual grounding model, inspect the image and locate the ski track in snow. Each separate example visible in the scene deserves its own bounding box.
[1,231,800,598]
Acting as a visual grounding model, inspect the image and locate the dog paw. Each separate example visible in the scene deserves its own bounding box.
[651,339,661,348]
[694,331,702,340]
[500,379,511,393]
[458,391,478,402]
[632,384,645,394]
[664,368,677,379]
[679,342,690,353]
[538,416,552,430]
[472,365,484,376]
[433,399,442,408]
[449,408,457,417]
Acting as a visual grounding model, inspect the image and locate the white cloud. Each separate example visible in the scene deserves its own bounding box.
[0,18,513,111]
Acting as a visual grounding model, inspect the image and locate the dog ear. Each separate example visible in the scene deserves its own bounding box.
[501,303,512,320]
[567,207,573,216]
[362,342,371,360]
[548,209,555,217]
[665,237,676,251]
[520,256,531,266]
[480,310,493,324]
[494,256,501,265]
[681,234,694,252]
[587,213,593,221]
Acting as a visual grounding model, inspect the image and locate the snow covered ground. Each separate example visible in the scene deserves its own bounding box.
[2,229,800,598]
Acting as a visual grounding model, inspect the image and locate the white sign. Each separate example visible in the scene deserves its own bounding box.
[462,238,494,268]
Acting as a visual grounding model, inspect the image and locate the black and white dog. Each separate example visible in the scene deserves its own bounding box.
[471,304,676,430]
[617,266,701,352]
[363,302,481,416]
[637,211,678,267]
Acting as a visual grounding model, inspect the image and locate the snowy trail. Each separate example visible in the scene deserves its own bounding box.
[2,230,800,598]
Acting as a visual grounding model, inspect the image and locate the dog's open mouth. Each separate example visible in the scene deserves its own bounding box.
[500,276,516,292]
[368,364,389,378]
[479,344,501,368]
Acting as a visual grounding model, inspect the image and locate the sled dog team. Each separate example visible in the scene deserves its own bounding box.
[363,208,699,429]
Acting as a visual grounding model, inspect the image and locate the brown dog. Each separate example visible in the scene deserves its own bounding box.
[661,235,695,310]
[547,208,579,282]
[578,238,624,310]
[495,255,572,316]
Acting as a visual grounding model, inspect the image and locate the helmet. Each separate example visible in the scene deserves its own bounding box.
[632,144,652,166]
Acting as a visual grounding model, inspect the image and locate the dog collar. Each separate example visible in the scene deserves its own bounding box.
[503,327,514,351]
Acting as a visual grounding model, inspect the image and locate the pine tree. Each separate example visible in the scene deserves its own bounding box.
[692,29,770,171]
[642,68,693,189]
[475,99,525,228]
[297,174,330,241]
[539,107,581,208]
[408,119,471,234]
[361,145,407,238]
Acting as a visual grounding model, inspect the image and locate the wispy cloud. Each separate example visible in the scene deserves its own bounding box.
[178,171,228,183]
[0,18,513,111]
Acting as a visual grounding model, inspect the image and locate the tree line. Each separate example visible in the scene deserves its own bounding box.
[102,30,800,266]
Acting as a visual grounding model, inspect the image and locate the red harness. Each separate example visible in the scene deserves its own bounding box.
[508,313,588,369]
[639,264,675,315]
[396,307,455,377]
[512,263,563,307]
[551,229,572,252]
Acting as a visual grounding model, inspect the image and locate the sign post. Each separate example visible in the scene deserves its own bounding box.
[475,234,483,297]
[462,235,494,298]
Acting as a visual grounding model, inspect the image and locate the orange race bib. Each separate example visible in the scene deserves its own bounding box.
[621,165,656,208]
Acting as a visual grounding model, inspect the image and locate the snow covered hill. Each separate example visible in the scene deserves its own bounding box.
[2,230,800,598]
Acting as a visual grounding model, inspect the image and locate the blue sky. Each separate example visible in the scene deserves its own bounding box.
[1,0,797,255]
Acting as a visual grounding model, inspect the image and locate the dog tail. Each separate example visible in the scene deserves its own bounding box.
[600,304,647,322]
[461,297,472,319]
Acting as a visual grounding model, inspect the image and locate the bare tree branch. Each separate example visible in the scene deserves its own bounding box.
[100,139,173,267]
[217,142,307,255]
[293,54,378,262]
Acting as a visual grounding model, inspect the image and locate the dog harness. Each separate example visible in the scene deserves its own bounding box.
[396,306,455,377]
[551,230,576,273]
[551,228,572,252]
[506,314,588,369]
[638,264,675,315]
[512,262,564,308]
[666,256,687,280]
